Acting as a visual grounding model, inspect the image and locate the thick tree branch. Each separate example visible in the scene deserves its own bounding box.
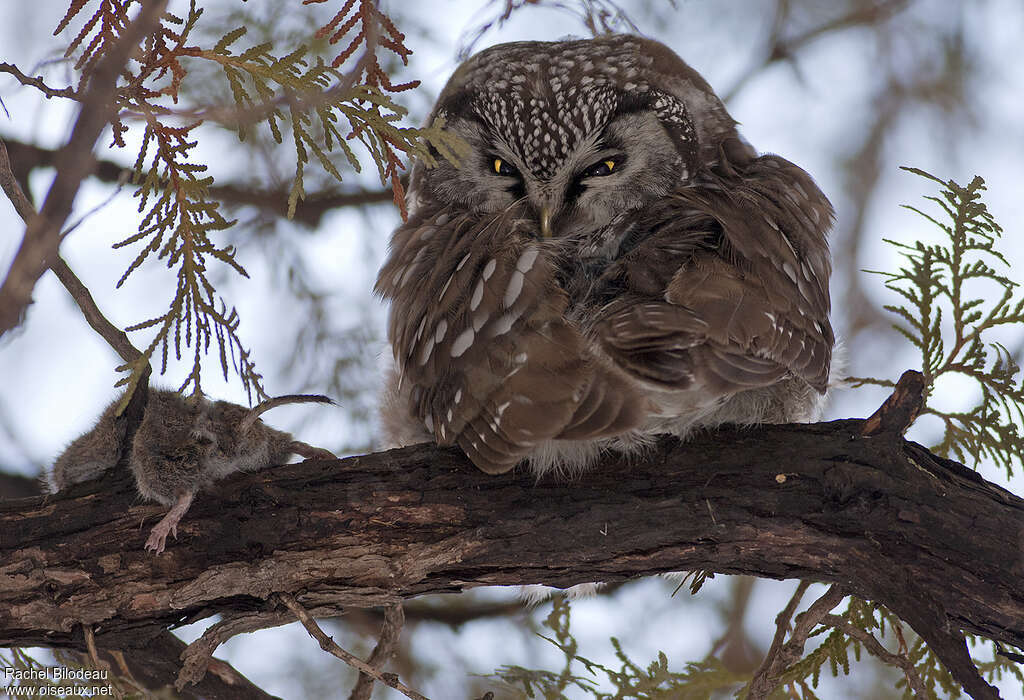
[75,630,281,700]
[0,1,167,338]
[1,421,1021,698]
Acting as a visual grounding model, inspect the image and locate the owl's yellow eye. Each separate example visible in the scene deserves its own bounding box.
[492,157,518,176]
[583,159,618,178]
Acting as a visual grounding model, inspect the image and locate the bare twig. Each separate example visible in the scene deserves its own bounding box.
[0,62,80,100]
[747,583,847,699]
[1,138,143,366]
[276,593,430,700]
[240,393,334,433]
[749,580,810,696]
[723,0,911,102]
[0,1,168,338]
[0,136,397,227]
[82,624,104,673]
[0,139,35,221]
[83,624,126,700]
[349,603,405,700]
[59,179,126,240]
[49,258,142,365]
[822,614,928,697]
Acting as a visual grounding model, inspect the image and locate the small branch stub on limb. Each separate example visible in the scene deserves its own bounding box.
[861,369,926,436]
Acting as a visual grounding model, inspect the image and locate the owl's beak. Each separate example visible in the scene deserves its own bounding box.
[539,206,553,239]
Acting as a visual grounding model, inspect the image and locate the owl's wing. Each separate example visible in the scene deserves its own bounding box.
[377,208,648,474]
[598,155,834,395]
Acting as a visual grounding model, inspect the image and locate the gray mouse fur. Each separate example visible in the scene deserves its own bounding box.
[51,388,335,553]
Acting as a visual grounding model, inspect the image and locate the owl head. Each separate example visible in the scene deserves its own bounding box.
[408,35,747,246]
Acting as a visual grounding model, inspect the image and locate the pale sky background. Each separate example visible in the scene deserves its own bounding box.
[1,1,1022,698]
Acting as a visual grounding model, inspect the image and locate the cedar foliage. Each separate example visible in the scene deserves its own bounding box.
[49,0,464,402]
[852,168,1024,477]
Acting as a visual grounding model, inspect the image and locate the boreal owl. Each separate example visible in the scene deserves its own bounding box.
[375,35,834,476]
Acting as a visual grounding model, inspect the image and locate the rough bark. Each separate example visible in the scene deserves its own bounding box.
[2,420,1022,693]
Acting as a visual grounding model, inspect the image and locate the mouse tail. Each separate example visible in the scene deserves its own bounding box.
[239,394,334,433]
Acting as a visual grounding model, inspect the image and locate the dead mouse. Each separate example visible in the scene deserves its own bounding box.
[51,389,335,553]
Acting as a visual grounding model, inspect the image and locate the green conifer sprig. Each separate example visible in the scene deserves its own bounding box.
[850,167,1024,476]
[109,117,264,399]
[774,599,910,699]
[492,597,747,699]
[776,596,1023,699]
[52,0,466,398]
[206,23,466,217]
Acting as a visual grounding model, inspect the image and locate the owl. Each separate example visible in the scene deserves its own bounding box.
[375,35,834,477]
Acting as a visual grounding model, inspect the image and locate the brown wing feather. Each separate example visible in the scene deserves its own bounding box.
[596,154,834,394]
